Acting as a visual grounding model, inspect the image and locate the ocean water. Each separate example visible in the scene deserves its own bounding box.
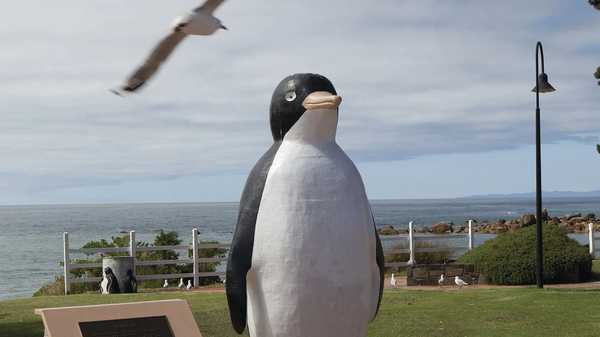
[1,197,599,300]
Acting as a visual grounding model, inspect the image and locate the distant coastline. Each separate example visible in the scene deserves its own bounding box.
[2,190,600,207]
[460,190,600,200]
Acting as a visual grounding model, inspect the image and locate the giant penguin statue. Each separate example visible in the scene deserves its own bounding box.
[226,73,384,337]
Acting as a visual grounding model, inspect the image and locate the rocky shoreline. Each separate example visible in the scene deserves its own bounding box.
[377,210,600,235]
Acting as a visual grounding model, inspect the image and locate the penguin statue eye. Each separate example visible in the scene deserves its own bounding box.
[285,91,297,102]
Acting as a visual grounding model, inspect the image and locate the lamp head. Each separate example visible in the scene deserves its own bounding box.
[531,73,556,93]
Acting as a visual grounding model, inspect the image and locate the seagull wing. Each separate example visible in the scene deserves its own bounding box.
[195,0,226,14]
[117,30,187,93]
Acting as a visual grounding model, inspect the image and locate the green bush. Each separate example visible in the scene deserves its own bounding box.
[33,276,98,297]
[459,223,592,285]
[385,241,451,270]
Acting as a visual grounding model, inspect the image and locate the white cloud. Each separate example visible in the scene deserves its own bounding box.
[0,0,598,197]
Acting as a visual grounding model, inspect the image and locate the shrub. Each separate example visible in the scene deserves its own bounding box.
[459,223,592,285]
[33,276,97,297]
[385,241,451,270]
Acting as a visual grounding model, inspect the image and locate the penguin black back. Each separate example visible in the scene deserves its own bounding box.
[269,73,337,141]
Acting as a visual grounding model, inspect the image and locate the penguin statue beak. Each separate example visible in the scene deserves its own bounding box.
[302,91,342,110]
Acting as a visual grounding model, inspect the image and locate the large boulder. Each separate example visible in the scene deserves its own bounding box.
[520,214,536,227]
[509,223,521,231]
[378,225,400,236]
[542,208,549,221]
[431,223,452,234]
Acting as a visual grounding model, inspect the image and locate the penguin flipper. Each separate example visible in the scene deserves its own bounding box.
[372,215,385,320]
[226,142,281,334]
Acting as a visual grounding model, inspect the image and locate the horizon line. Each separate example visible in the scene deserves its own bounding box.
[2,190,600,208]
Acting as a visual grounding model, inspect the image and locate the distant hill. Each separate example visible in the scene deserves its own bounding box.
[462,190,600,199]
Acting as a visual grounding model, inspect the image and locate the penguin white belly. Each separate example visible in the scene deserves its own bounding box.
[247,139,379,337]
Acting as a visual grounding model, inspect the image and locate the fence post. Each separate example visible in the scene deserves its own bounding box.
[468,220,474,250]
[129,231,136,275]
[408,221,415,265]
[589,223,595,258]
[63,232,70,295]
[192,228,199,288]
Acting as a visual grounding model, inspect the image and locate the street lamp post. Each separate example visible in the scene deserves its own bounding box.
[531,41,556,289]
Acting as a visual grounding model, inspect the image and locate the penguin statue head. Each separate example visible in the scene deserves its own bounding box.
[104,267,113,275]
[269,73,341,141]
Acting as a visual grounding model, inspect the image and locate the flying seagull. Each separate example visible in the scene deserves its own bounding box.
[112,0,227,95]
[455,276,468,288]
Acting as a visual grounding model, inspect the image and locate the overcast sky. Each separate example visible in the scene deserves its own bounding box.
[1,0,599,205]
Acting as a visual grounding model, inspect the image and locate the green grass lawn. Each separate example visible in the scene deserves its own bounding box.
[3,288,600,337]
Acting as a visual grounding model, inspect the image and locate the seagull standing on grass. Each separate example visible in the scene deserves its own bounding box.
[178,278,185,288]
[163,279,169,288]
[390,273,397,288]
[455,276,469,288]
[112,0,228,95]
[186,280,193,291]
[438,274,445,287]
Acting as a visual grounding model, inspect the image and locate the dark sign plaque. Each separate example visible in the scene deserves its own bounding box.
[79,315,175,337]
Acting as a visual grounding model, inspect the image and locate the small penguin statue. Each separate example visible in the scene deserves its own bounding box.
[123,269,137,293]
[226,74,384,337]
[103,267,121,294]
[100,274,109,295]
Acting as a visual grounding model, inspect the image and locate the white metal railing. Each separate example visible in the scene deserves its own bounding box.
[380,220,475,268]
[589,223,599,259]
[63,229,229,294]
[64,220,597,294]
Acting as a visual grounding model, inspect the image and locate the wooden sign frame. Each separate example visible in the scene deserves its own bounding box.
[35,299,202,337]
